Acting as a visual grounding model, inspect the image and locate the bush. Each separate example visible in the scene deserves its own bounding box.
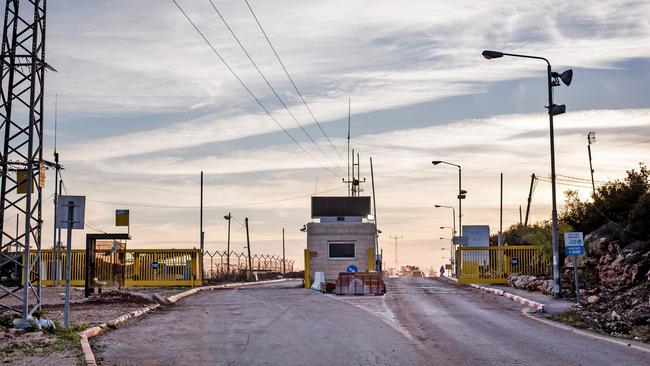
[624,192,650,242]
[561,163,649,237]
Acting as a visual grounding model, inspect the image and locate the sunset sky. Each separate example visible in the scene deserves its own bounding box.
[33,0,650,271]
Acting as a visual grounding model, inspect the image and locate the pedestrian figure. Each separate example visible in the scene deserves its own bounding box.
[440,265,445,277]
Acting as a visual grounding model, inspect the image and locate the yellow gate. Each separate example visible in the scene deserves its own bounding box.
[27,248,201,287]
[456,246,547,284]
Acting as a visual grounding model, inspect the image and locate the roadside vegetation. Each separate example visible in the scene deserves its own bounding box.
[496,163,650,342]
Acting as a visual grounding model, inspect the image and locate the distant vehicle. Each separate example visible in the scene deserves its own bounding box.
[411,269,423,277]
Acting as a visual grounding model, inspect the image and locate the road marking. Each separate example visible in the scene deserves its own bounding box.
[522,309,650,354]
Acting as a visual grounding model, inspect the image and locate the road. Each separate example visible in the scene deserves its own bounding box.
[92,278,650,365]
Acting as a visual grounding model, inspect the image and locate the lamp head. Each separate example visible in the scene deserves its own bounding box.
[482,50,504,59]
[434,204,441,208]
[432,161,442,165]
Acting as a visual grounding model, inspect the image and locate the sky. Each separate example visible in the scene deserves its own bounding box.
[25,0,650,272]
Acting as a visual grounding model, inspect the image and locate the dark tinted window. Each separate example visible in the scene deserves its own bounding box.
[329,242,355,258]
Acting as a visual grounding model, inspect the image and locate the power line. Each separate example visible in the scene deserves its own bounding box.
[207,0,345,174]
[87,185,346,210]
[242,0,346,164]
[169,0,339,177]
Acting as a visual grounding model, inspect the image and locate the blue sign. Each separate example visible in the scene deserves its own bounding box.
[346,264,358,273]
[565,246,585,255]
[510,258,518,265]
[151,261,159,270]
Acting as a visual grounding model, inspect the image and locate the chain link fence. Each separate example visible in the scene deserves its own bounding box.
[202,250,294,279]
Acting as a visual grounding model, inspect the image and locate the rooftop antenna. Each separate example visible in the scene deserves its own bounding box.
[347,98,351,197]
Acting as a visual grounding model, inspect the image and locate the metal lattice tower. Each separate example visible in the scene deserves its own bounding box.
[0,0,48,321]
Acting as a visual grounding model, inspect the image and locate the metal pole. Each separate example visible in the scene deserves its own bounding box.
[458,166,462,237]
[547,64,561,298]
[573,254,580,304]
[524,173,536,227]
[64,200,74,326]
[370,157,378,259]
[200,171,204,279]
[347,98,351,197]
[282,228,286,274]
[588,138,596,195]
[52,152,59,288]
[245,218,252,277]
[56,179,63,286]
[499,172,503,246]
[226,213,231,273]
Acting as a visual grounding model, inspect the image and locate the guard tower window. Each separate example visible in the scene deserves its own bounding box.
[328,242,355,259]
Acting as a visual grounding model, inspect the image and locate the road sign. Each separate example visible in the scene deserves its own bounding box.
[510,258,518,265]
[56,196,86,230]
[564,232,585,255]
[462,225,490,246]
[151,261,159,270]
[346,264,358,273]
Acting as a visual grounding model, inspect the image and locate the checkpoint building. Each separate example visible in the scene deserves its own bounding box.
[304,196,377,286]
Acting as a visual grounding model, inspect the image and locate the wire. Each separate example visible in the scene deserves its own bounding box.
[169,0,340,178]
[207,0,345,174]
[87,185,346,210]
[242,0,346,164]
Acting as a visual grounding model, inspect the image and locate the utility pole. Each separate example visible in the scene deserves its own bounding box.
[499,172,503,246]
[245,218,252,277]
[56,180,63,286]
[587,131,596,195]
[282,228,286,275]
[370,157,379,264]
[200,171,204,280]
[519,205,523,226]
[52,94,61,287]
[64,200,74,326]
[524,174,537,227]
[224,212,231,273]
[389,235,402,275]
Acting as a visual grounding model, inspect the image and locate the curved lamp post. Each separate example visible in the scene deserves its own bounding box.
[482,49,573,298]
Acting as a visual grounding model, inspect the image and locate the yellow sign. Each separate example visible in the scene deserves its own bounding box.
[16,170,33,194]
[115,209,130,226]
[445,264,452,270]
[39,163,46,188]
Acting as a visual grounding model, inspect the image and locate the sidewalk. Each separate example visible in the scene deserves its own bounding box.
[487,285,575,315]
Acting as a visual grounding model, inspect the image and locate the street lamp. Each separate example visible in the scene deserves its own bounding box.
[224,213,232,273]
[482,49,573,298]
[432,161,464,236]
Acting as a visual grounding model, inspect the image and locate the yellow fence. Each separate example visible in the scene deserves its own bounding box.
[27,249,201,287]
[456,246,547,284]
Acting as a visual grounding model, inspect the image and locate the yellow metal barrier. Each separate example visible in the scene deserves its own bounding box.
[457,246,547,284]
[125,249,201,287]
[27,249,201,287]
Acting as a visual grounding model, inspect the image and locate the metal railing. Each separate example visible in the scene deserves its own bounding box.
[202,250,294,278]
[456,246,547,284]
[27,249,202,287]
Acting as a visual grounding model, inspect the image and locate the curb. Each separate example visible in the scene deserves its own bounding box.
[78,279,289,365]
[469,284,545,312]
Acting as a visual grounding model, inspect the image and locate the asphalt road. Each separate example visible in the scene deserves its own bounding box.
[92,278,650,365]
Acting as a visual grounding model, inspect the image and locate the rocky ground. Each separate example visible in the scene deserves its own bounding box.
[509,224,650,343]
[1,287,186,365]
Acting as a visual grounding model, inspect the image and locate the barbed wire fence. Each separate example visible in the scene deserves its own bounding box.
[202,250,295,279]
